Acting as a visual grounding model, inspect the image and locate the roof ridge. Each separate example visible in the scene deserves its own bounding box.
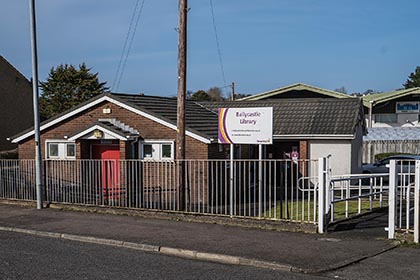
[204,97,359,105]
[238,83,350,101]
[362,87,420,107]
[110,92,177,100]
[192,101,219,116]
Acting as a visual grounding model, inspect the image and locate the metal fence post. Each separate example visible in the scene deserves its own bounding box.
[388,160,397,239]
[318,157,326,233]
[414,160,420,243]
[325,155,332,216]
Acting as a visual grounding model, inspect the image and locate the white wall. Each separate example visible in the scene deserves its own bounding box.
[309,140,352,176]
[367,114,420,128]
[350,125,364,174]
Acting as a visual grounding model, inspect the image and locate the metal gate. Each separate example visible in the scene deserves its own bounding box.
[317,157,389,233]
[318,158,420,243]
[387,160,420,243]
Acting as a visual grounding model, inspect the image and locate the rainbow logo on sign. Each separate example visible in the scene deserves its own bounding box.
[218,108,233,144]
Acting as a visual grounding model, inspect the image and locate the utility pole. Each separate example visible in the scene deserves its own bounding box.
[29,0,43,210]
[231,82,235,101]
[176,0,187,210]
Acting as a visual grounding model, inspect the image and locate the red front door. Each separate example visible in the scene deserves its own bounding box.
[92,145,120,201]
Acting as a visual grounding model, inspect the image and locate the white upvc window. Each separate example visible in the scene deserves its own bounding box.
[140,140,174,161]
[46,140,76,159]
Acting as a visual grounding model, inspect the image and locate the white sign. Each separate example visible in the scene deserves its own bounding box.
[218,107,273,144]
[396,102,419,113]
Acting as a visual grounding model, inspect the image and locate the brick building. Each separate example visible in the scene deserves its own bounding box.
[11,93,223,206]
[10,93,365,207]
[0,55,33,152]
[12,93,221,161]
[11,92,365,175]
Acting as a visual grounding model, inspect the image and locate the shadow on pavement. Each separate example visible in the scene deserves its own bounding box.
[327,207,389,239]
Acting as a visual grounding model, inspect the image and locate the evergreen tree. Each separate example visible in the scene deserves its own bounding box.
[403,66,420,89]
[189,90,212,101]
[187,87,225,101]
[39,63,108,118]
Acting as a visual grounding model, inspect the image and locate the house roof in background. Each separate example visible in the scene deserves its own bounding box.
[362,87,420,107]
[0,55,30,84]
[201,98,365,139]
[238,83,351,101]
[364,127,420,141]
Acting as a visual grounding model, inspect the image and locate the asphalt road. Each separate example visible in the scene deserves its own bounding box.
[0,231,326,280]
[324,246,420,280]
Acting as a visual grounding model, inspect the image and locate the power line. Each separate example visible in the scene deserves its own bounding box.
[209,0,227,87]
[111,0,141,91]
[112,0,146,92]
[116,0,146,92]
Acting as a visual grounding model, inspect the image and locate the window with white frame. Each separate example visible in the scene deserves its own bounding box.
[140,141,174,160]
[46,141,76,159]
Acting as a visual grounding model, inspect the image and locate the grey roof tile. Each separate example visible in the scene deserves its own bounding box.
[11,93,364,142]
[112,93,219,140]
[201,98,365,136]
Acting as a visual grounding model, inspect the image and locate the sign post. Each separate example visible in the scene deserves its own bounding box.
[258,144,263,218]
[218,107,273,218]
[230,143,234,217]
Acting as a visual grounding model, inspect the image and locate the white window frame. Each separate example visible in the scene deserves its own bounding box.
[139,140,174,161]
[45,140,76,160]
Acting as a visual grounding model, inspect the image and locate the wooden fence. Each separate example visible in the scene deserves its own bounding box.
[363,140,420,163]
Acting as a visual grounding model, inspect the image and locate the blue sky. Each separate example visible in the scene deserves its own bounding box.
[1,0,420,97]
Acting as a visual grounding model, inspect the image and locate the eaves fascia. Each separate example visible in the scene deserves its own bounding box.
[273,134,355,140]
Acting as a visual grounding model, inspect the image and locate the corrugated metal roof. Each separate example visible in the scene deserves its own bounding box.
[364,127,420,141]
[362,88,420,107]
[238,83,351,101]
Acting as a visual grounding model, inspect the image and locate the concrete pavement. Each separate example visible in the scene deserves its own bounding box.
[0,201,408,274]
